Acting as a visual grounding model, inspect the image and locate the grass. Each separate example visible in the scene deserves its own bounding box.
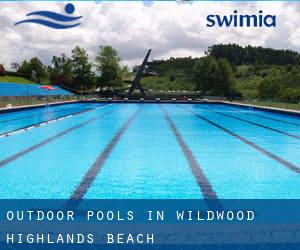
[0,76,37,84]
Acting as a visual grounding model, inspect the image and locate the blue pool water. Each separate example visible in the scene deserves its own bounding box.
[0,103,103,136]
[0,103,298,199]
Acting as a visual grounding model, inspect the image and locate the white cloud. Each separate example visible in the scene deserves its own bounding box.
[0,1,300,70]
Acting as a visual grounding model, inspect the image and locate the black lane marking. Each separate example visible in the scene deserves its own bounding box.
[214,105,300,126]
[0,104,107,138]
[180,106,300,174]
[70,109,141,200]
[203,106,300,140]
[251,113,300,126]
[0,104,89,124]
[160,105,218,200]
[0,109,115,168]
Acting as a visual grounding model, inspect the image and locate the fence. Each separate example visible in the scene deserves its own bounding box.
[231,97,300,111]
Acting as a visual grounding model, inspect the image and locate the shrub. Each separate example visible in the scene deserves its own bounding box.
[258,78,283,99]
[169,75,176,82]
[279,88,300,103]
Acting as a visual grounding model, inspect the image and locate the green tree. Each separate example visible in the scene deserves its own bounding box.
[18,60,32,79]
[71,46,94,91]
[215,58,235,96]
[193,57,218,94]
[194,57,235,96]
[95,45,122,88]
[18,58,47,83]
[50,54,73,85]
[29,57,47,83]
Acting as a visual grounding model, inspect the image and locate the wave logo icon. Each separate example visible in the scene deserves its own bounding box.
[15,3,82,29]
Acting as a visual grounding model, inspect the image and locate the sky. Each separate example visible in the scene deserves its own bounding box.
[0,1,300,70]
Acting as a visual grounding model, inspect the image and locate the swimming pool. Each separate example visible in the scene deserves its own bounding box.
[0,103,298,199]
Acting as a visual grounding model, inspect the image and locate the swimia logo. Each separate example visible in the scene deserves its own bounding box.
[206,10,276,28]
[15,3,82,29]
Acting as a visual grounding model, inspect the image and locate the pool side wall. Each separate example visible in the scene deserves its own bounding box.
[0,99,299,117]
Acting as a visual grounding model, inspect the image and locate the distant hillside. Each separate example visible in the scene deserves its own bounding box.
[148,57,198,76]
[235,64,300,101]
[208,44,300,65]
[143,57,197,91]
[143,45,300,102]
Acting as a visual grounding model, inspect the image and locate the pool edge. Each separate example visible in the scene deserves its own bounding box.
[0,100,79,114]
[222,101,300,117]
[1,99,299,117]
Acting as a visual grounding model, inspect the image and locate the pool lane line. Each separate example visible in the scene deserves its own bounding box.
[0,104,112,139]
[251,113,300,126]
[0,108,116,168]
[70,108,141,200]
[160,105,218,200]
[0,104,92,124]
[202,106,300,140]
[213,105,300,126]
[179,106,300,174]
[0,104,106,138]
